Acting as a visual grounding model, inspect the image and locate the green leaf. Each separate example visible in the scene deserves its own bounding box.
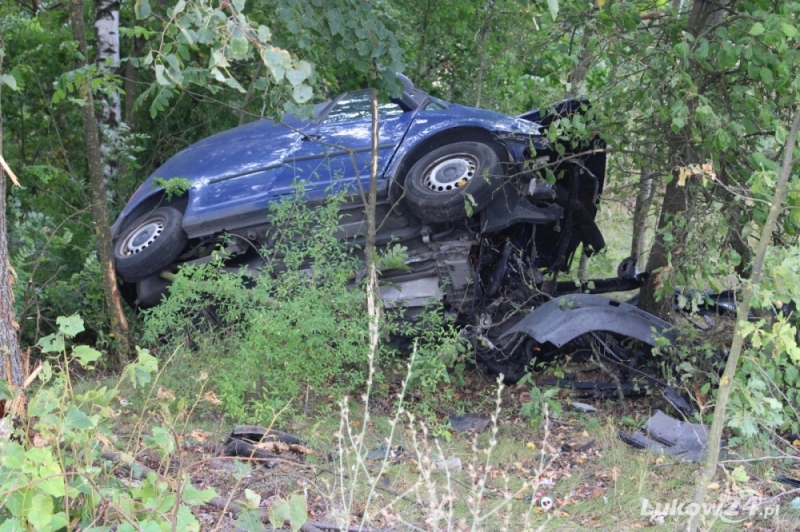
[0,379,13,401]
[176,504,201,532]
[257,25,272,43]
[231,28,249,55]
[134,0,151,19]
[781,23,798,38]
[37,333,65,354]
[760,67,774,85]
[65,406,95,430]
[182,482,216,505]
[130,347,158,387]
[749,22,764,36]
[286,68,307,86]
[155,64,169,86]
[292,84,312,103]
[72,345,102,367]
[0,518,24,532]
[0,74,17,91]
[269,495,307,532]
[26,493,53,531]
[286,494,307,532]
[172,0,186,16]
[235,508,264,532]
[143,425,175,456]
[57,314,84,337]
[546,0,558,20]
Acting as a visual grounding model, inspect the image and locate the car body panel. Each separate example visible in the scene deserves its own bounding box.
[501,294,676,348]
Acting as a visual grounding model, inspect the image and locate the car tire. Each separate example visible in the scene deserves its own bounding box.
[114,207,187,283]
[403,142,504,223]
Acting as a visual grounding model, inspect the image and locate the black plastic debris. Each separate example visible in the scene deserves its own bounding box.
[618,410,723,462]
[449,413,492,433]
[224,425,308,467]
[776,476,800,488]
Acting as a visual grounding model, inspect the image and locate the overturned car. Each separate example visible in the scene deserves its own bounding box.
[111,76,664,382]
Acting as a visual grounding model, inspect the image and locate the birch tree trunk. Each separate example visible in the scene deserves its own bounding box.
[567,24,593,282]
[630,143,656,259]
[0,29,25,390]
[94,0,121,189]
[69,0,131,363]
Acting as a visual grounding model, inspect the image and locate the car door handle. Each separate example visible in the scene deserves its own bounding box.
[301,133,322,141]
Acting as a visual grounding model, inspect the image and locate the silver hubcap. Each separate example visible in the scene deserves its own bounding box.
[423,155,477,192]
[121,220,164,256]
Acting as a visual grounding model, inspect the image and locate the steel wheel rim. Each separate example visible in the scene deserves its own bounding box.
[121,219,165,256]
[422,154,478,192]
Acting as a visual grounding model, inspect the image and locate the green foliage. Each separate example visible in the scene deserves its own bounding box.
[152,176,192,201]
[0,316,217,531]
[519,378,562,426]
[144,193,374,420]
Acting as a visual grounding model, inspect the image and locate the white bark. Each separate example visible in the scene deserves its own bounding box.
[95,0,121,186]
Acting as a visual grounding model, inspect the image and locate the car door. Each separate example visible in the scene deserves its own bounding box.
[274,90,415,199]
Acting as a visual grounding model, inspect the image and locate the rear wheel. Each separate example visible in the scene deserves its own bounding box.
[114,206,187,282]
[404,142,504,223]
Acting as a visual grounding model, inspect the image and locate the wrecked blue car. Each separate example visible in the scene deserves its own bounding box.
[112,76,660,381]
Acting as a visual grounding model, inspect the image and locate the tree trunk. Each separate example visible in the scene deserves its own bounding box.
[473,3,496,108]
[637,0,719,319]
[123,35,144,130]
[94,0,121,190]
[630,143,656,259]
[69,0,131,363]
[0,29,25,391]
[567,24,594,282]
[686,106,800,532]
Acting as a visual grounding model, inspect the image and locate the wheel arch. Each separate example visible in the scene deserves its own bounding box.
[387,127,511,207]
[113,191,189,240]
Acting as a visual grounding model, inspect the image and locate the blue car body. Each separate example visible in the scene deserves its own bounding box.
[112,82,609,317]
[112,94,548,240]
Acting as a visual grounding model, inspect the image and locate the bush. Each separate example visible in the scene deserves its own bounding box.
[144,193,392,421]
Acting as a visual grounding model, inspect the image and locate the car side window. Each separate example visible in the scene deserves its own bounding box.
[424,101,447,111]
[322,90,404,124]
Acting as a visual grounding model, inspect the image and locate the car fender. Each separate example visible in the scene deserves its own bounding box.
[383,109,546,184]
[501,294,675,347]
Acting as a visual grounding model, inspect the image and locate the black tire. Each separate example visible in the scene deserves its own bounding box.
[403,142,504,223]
[114,206,187,282]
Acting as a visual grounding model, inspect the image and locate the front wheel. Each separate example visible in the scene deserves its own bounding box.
[114,206,187,282]
[403,142,504,223]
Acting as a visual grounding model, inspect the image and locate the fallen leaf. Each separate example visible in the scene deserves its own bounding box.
[157,386,175,401]
[204,391,222,405]
[190,428,210,443]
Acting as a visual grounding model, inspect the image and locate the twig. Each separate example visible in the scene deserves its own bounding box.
[761,487,800,506]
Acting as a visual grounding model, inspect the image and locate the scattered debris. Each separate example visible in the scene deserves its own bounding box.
[224,425,311,467]
[776,476,800,488]
[539,496,554,510]
[449,413,491,433]
[434,457,463,472]
[365,445,406,461]
[570,402,597,413]
[560,439,595,453]
[618,410,722,462]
